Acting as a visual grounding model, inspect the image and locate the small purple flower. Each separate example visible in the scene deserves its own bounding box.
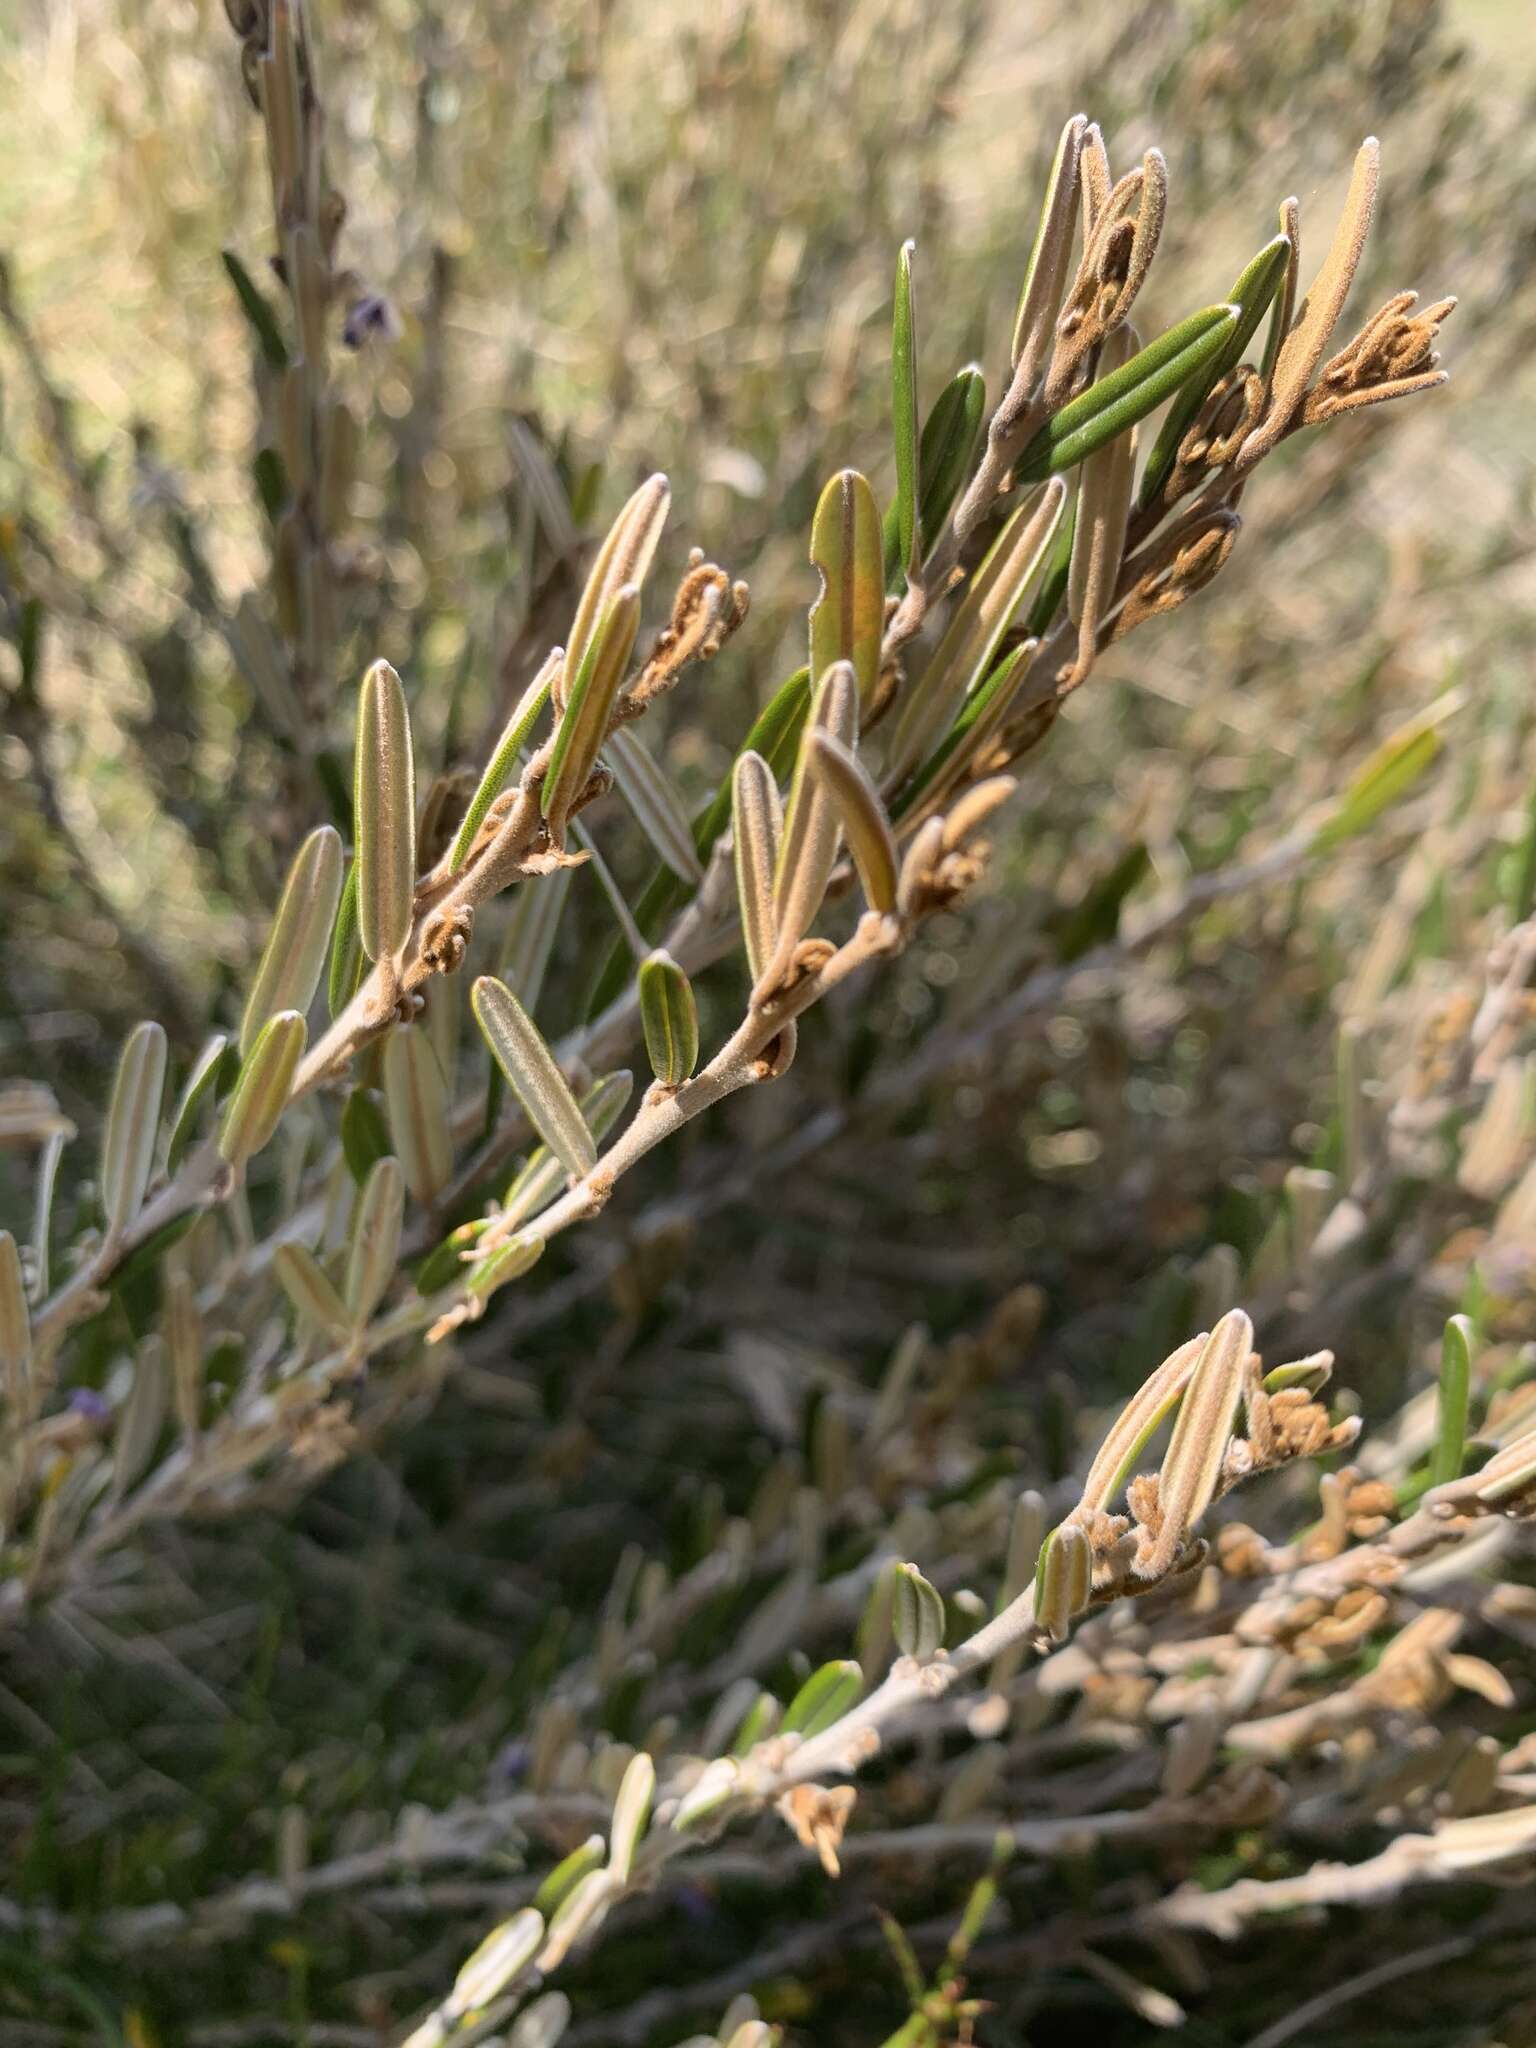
[343,293,401,350]
[68,1388,111,1422]
[495,1740,531,1782]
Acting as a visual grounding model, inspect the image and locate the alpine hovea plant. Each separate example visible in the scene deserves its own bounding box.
[7,4,1534,2044]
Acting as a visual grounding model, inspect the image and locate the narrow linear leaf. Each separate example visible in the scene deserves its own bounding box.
[732,750,783,984]
[891,240,920,582]
[445,1909,546,2023]
[218,1010,306,1170]
[326,860,363,1019]
[354,659,416,964]
[499,1070,633,1235]
[1142,1309,1252,1578]
[449,650,559,873]
[101,1022,168,1241]
[638,951,699,1088]
[472,976,595,1180]
[809,469,884,711]
[886,479,1065,786]
[761,662,860,995]
[339,1086,391,1187]
[564,473,669,710]
[808,729,897,914]
[222,248,289,372]
[1014,304,1240,484]
[1315,696,1459,850]
[892,640,1036,823]
[584,665,812,1025]
[465,1228,545,1304]
[542,587,641,843]
[241,824,344,1055]
[607,1753,655,1884]
[0,1229,31,1408]
[605,726,704,885]
[167,1034,238,1173]
[892,1562,945,1663]
[781,1658,862,1739]
[274,1241,351,1340]
[1011,112,1087,381]
[346,1154,405,1327]
[1430,1314,1476,1490]
[381,1026,452,1206]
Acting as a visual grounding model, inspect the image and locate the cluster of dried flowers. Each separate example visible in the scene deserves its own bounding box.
[4,3,1525,2043]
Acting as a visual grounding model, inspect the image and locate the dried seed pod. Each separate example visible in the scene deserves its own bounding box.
[241,823,344,1056]
[345,1155,405,1327]
[893,1562,946,1663]
[732,750,782,984]
[218,1010,306,1169]
[100,1022,168,1242]
[606,1751,655,1883]
[274,1241,351,1340]
[472,977,595,1180]
[562,474,669,713]
[808,468,883,710]
[381,1025,451,1206]
[1245,136,1380,461]
[353,659,417,965]
[638,951,699,1088]
[542,586,641,845]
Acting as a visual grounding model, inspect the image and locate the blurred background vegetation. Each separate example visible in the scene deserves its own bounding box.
[2,0,1535,2041]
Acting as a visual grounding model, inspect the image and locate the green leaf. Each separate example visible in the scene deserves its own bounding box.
[891,240,919,583]
[1023,483,1076,638]
[809,469,884,711]
[339,1087,392,1187]
[583,665,812,1022]
[100,1023,168,1240]
[1014,304,1240,484]
[1430,1314,1475,1489]
[884,366,986,584]
[542,587,641,843]
[252,447,287,520]
[472,976,595,1180]
[241,825,344,1057]
[326,860,363,1020]
[638,951,699,1087]
[892,1562,945,1663]
[885,481,1064,786]
[448,652,558,873]
[217,1011,306,1169]
[781,1658,862,1738]
[1315,698,1458,851]
[167,1034,238,1172]
[222,249,289,372]
[353,659,416,965]
[1139,233,1292,510]
[892,641,1035,823]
